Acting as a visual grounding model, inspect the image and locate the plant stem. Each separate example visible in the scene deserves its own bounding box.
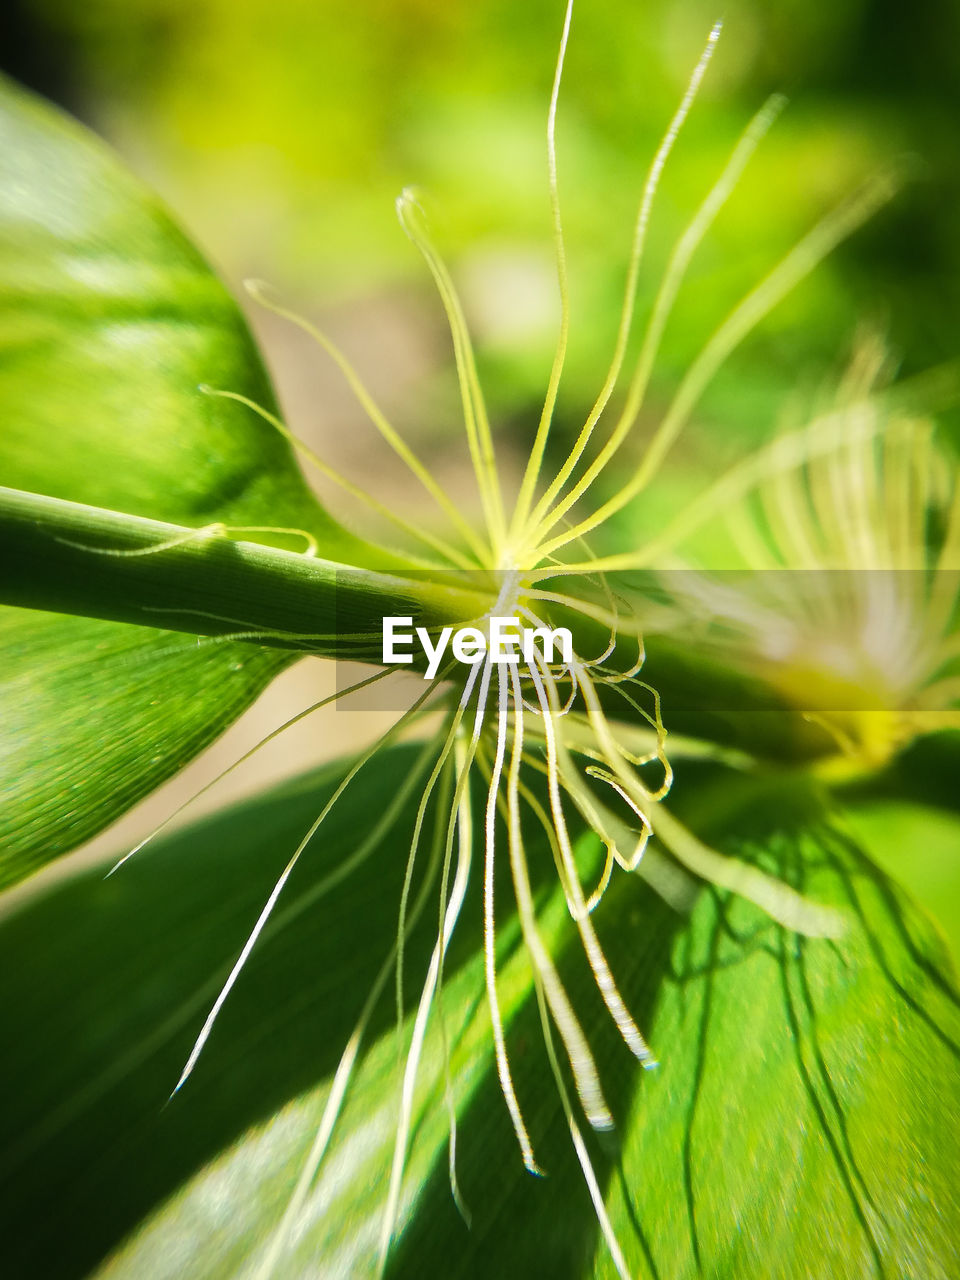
[0,485,835,761]
[0,486,493,662]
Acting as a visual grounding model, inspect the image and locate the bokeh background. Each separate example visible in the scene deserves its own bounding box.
[2,0,959,944]
[5,0,960,481]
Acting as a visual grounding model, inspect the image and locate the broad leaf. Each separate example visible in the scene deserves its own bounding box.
[379,781,960,1279]
[0,745,526,1279]
[0,73,352,547]
[0,74,378,882]
[0,610,289,888]
[0,754,956,1279]
[592,789,960,1279]
[842,795,960,960]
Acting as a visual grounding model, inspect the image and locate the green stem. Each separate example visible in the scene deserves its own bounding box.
[0,486,835,761]
[0,486,494,662]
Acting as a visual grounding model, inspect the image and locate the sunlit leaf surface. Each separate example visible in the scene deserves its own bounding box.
[0,753,955,1279]
[0,610,289,888]
[0,74,365,883]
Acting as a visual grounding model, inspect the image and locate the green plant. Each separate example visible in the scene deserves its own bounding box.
[1,7,959,1279]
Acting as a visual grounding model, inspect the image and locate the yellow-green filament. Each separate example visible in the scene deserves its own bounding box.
[244,278,489,564]
[396,190,506,555]
[509,0,574,539]
[536,165,904,561]
[524,20,724,539]
[201,385,473,568]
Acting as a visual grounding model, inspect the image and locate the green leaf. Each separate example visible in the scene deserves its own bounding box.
[0,72,352,552]
[0,745,497,1278]
[0,609,290,889]
[593,790,960,1279]
[0,72,380,883]
[842,796,960,964]
[0,757,957,1279]
[378,781,960,1280]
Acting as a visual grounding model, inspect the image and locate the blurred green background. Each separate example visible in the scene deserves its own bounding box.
[2,0,959,516]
